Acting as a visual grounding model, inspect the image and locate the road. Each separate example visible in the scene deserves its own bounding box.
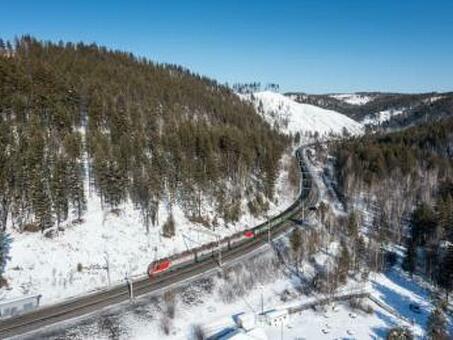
[0,147,319,339]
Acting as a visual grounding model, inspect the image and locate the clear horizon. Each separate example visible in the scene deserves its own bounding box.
[2,0,453,93]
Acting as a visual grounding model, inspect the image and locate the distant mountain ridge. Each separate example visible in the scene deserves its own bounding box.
[285,91,453,129]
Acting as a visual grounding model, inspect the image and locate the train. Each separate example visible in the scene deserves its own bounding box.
[148,148,315,278]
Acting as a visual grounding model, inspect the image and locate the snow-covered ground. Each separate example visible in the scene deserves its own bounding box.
[12,127,452,339]
[330,93,374,105]
[362,108,405,125]
[1,154,298,306]
[240,91,363,139]
[26,239,447,339]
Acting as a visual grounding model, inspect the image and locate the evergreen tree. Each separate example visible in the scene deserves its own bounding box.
[337,242,351,284]
[162,213,175,238]
[354,235,366,271]
[426,302,448,340]
[402,240,417,275]
[0,232,12,280]
[68,161,86,222]
[346,211,359,239]
[437,245,453,301]
[289,228,303,270]
[411,203,436,246]
[31,169,53,232]
[387,327,413,340]
[51,157,69,226]
[317,201,329,226]
[443,195,453,242]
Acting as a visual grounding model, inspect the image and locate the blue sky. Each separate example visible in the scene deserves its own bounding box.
[2,0,453,93]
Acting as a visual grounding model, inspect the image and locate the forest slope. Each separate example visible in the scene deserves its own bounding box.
[0,37,300,303]
[0,36,288,234]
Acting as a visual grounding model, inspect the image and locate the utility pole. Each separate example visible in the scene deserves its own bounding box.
[301,188,305,221]
[260,285,264,315]
[265,210,272,245]
[217,236,222,267]
[297,148,306,223]
[126,274,134,302]
[104,253,111,287]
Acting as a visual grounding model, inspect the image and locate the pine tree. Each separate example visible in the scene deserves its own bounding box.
[410,203,436,246]
[317,201,329,226]
[346,211,359,239]
[51,157,69,226]
[31,169,53,232]
[0,232,12,280]
[402,240,417,275]
[289,228,303,270]
[0,38,5,55]
[104,160,127,210]
[387,327,413,340]
[162,213,175,238]
[437,245,453,301]
[426,302,448,340]
[68,161,86,222]
[444,195,453,242]
[337,242,351,284]
[354,235,366,271]
[437,197,449,240]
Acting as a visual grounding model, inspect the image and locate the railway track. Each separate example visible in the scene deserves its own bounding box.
[0,147,319,339]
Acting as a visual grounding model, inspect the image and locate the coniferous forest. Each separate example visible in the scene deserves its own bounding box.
[0,36,288,233]
[329,118,453,293]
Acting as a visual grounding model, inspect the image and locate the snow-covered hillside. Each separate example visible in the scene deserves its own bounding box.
[362,108,405,125]
[241,91,363,138]
[330,93,374,105]
[1,155,298,306]
[361,95,446,126]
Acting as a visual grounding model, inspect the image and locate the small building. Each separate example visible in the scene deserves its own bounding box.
[264,309,289,327]
[236,312,256,331]
[0,295,41,318]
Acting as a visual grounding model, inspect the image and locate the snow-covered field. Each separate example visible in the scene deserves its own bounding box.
[1,154,298,306]
[330,93,374,105]
[240,91,363,138]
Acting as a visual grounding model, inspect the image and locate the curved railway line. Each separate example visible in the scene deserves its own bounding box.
[0,147,320,339]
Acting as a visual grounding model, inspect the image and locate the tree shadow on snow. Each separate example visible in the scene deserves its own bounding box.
[371,309,399,339]
[372,272,429,331]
